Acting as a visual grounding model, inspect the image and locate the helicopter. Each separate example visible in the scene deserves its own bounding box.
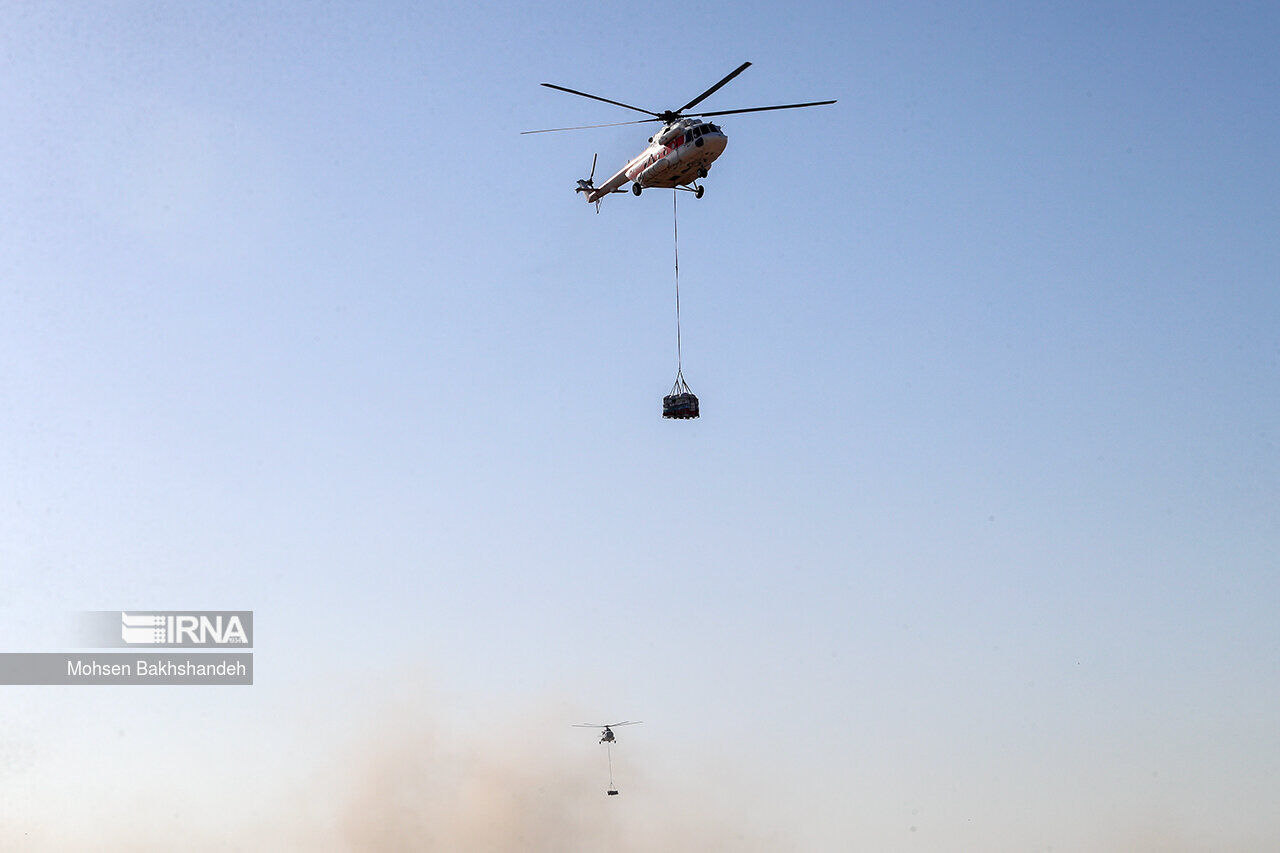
[575,721,642,796]
[573,720,641,744]
[522,61,834,207]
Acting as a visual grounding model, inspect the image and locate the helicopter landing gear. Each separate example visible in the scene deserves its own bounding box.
[632,182,642,196]
[695,185,704,199]
[698,167,708,178]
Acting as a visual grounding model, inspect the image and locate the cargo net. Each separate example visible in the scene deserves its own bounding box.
[663,368,699,419]
[663,191,699,420]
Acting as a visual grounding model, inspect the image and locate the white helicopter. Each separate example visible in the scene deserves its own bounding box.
[523,62,834,207]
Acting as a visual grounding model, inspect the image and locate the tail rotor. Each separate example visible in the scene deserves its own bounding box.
[574,154,626,211]
[575,153,598,194]
[576,154,602,211]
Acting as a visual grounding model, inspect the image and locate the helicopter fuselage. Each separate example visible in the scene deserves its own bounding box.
[588,119,727,202]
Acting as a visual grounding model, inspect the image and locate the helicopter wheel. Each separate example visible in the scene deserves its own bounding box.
[695,185,704,199]
[632,183,642,196]
[698,168,708,178]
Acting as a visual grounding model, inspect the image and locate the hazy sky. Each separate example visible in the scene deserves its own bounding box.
[1,1,1277,849]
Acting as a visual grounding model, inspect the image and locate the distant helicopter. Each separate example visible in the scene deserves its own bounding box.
[523,62,835,207]
[574,721,642,795]
[573,720,641,744]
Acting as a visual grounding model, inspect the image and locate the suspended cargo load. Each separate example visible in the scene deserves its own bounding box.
[663,393,699,419]
[663,371,699,419]
[663,194,699,420]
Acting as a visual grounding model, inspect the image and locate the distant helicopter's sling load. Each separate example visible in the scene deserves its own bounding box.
[606,745,618,795]
[663,191,699,419]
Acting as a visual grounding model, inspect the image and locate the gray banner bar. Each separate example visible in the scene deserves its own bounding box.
[0,653,253,685]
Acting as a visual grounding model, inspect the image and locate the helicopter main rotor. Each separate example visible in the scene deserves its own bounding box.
[522,62,835,134]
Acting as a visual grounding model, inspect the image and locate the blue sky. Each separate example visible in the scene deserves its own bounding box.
[1,1,1278,849]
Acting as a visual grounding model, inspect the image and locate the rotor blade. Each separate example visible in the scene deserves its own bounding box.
[691,100,837,118]
[608,721,642,726]
[540,83,659,116]
[677,61,752,114]
[520,118,658,135]
[589,153,597,182]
